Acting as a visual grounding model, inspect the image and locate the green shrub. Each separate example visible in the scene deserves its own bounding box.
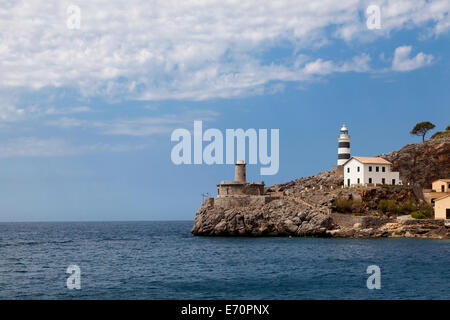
[411,211,427,219]
[378,200,398,214]
[378,198,421,216]
[416,203,434,218]
[333,197,364,213]
[432,131,450,139]
[398,198,415,215]
[334,197,353,213]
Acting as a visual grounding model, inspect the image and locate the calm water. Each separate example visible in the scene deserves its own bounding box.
[0,221,448,299]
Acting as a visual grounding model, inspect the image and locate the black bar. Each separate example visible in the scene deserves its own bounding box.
[0,300,448,318]
[338,153,350,159]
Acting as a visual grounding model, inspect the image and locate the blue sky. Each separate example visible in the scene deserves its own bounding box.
[0,0,449,221]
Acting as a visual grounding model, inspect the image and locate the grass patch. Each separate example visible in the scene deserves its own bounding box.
[333,197,363,213]
[378,199,433,217]
[411,211,427,219]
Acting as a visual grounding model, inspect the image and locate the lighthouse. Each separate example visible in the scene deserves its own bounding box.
[234,160,246,183]
[337,124,350,167]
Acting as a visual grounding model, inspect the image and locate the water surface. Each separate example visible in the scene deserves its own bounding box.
[0,221,448,299]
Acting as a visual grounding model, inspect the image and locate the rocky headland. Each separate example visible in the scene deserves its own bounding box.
[191,138,450,239]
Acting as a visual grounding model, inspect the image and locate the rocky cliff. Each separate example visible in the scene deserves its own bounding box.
[191,138,450,238]
[380,137,450,188]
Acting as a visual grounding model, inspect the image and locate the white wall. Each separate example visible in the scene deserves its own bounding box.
[343,158,364,187]
[344,159,402,187]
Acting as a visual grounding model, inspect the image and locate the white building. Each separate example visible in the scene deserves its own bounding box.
[343,157,402,187]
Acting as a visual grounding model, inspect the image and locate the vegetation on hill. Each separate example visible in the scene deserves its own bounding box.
[430,124,450,140]
[410,121,435,142]
[333,192,433,218]
[377,199,433,218]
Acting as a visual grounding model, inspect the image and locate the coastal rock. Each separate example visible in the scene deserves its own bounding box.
[192,138,450,238]
[191,198,334,237]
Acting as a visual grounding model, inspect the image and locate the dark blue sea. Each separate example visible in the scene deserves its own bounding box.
[0,221,448,299]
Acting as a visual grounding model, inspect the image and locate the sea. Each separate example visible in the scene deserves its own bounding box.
[0,221,448,300]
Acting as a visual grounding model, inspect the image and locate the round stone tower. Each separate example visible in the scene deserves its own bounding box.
[234,160,246,183]
[337,124,350,167]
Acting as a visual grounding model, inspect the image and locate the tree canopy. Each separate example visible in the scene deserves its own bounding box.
[410,121,436,142]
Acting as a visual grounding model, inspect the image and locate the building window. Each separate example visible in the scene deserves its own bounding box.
[382,178,385,184]
[392,179,396,185]
[369,166,372,172]
[376,166,379,172]
[347,179,350,187]
[369,178,372,183]
[357,178,360,184]
[347,168,350,173]
[382,167,385,172]
[357,166,360,172]
[442,185,445,192]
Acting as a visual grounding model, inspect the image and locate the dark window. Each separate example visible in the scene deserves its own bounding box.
[369,166,372,172]
[357,178,360,184]
[392,179,396,185]
[357,166,360,172]
[369,178,372,183]
[382,178,385,184]
[442,185,445,192]
[347,179,350,187]
[347,168,350,173]
[376,166,379,172]
[382,167,385,172]
[446,209,450,219]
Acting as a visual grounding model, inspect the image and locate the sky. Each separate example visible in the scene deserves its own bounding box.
[0,0,449,221]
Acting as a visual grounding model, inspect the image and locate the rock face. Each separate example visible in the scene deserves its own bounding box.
[191,197,449,238]
[191,138,450,239]
[191,198,333,237]
[326,213,449,238]
[380,137,450,188]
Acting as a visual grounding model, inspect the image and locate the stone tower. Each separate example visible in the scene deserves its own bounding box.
[234,160,246,183]
[337,124,350,167]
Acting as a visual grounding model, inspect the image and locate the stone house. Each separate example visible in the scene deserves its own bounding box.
[423,179,450,205]
[434,195,450,220]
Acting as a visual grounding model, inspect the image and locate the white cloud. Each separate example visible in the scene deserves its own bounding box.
[44,106,92,115]
[0,105,27,122]
[0,137,147,158]
[45,110,220,136]
[0,103,92,123]
[0,0,446,101]
[392,46,433,71]
[303,54,371,75]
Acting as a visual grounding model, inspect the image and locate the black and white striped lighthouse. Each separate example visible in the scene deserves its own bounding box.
[337,124,350,167]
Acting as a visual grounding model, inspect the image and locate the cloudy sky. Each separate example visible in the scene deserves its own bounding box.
[0,0,449,221]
